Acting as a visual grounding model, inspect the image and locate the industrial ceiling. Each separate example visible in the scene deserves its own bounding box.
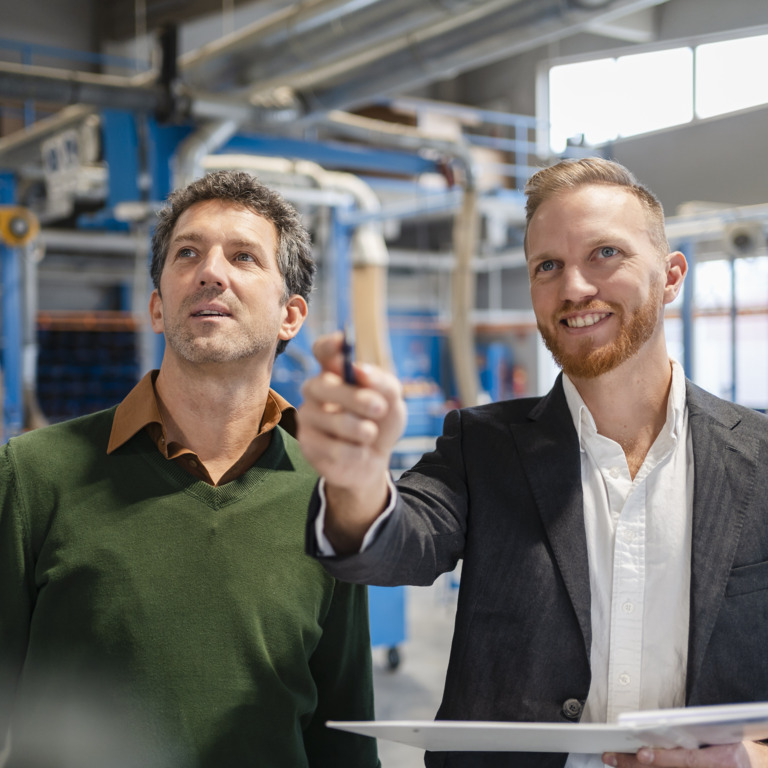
[0,0,673,150]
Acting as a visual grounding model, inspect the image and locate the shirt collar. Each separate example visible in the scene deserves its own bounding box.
[562,359,687,451]
[107,370,297,455]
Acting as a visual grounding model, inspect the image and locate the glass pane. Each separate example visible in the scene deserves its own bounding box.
[615,47,693,137]
[696,260,732,309]
[736,314,768,409]
[696,34,768,119]
[549,58,618,153]
[694,315,733,400]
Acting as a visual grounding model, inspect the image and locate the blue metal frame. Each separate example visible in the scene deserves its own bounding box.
[0,173,23,439]
[77,109,143,231]
[329,203,354,330]
[0,37,145,71]
[144,117,196,369]
[221,133,438,177]
[678,241,695,379]
[0,38,149,128]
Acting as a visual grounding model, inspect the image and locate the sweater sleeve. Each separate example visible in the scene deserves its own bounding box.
[303,579,380,768]
[0,442,35,750]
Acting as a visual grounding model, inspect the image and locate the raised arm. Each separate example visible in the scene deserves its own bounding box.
[297,332,407,554]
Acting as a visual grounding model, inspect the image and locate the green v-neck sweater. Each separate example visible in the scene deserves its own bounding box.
[0,407,378,768]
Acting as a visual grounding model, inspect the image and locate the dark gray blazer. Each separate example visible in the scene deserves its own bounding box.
[306,375,768,768]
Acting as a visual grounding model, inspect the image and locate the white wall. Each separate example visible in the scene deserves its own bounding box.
[0,0,96,55]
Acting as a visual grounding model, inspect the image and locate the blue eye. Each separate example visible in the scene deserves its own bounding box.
[177,247,195,258]
[538,260,556,273]
[235,252,255,262]
[599,246,619,258]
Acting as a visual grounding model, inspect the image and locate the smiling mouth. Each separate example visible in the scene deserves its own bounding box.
[562,312,611,328]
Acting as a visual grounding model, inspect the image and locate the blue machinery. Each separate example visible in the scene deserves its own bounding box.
[4,107,765,432]
[2,106,766,662]
[3,106,767,429]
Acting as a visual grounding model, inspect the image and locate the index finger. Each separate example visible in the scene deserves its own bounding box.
[312,331,346,376]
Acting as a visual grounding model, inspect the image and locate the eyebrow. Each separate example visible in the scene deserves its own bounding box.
[529,233,635,261]
[171,232,270,259]
[527,251,555,266]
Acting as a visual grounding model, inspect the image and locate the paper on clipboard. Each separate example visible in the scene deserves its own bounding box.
[328,702,768,753]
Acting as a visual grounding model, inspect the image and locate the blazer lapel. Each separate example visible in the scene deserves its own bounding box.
[685,380,761,698]
[510,376,592,655]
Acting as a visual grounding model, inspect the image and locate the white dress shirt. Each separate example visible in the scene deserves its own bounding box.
[564,360,694,768]
[316,361,695,766]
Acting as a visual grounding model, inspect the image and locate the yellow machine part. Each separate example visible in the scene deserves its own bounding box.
[0,206,40,247]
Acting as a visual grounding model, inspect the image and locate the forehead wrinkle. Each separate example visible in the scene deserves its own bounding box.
[170,230,270,259]
[170,230,205,246]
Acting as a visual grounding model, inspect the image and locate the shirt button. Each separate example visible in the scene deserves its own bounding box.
[609,466,621,479]
[561,699,583,720]
[618,673,631,686]
[188,459,198,467]
[622,529,636,542]
[622,601,634,614]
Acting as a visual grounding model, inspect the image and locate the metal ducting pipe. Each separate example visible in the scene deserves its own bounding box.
[173,118,241,190]
[0,61,301,132]
[450,185,481,407]
[0,63,168,114]
[182,0,519,92]
[299,0,668,116]
[239,0,524,92]
[319,110,483,405]
[180,0,376,76]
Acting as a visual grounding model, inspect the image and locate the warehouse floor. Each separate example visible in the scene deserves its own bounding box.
[369,575,459,768]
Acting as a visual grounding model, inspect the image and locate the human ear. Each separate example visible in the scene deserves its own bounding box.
[278,295,309,341]
[663,251,687,305]
[149,289,165,334]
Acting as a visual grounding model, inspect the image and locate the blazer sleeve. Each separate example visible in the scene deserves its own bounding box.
[305,408,470,587]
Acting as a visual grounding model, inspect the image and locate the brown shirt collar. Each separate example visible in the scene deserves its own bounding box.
[108,370,297,485]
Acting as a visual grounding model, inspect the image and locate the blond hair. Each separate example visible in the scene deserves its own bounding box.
[523,157,669,255]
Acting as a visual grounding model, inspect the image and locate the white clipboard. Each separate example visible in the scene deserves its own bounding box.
[328,702,768,753]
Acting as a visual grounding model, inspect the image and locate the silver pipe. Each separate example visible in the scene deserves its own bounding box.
[0,62,166,113]
[180,0,378,76]
[321,111,477,188]
[173,119,240,190]
[39,229,146,255]
[299,0,670,116]
[237,0,521,92]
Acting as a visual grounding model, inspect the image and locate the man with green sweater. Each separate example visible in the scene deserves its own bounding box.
[0,171,379,768]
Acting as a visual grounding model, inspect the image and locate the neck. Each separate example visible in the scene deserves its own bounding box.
[154,355,274,472]
[568,340,673,478]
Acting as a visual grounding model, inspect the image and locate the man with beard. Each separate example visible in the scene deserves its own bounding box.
[0,171,379,768]
[298,158,768,768]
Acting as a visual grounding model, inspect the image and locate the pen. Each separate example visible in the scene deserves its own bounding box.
[341,323,356,385]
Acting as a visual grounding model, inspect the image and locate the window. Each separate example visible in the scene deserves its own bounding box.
[696,34,768,118]
[547,32,768,153]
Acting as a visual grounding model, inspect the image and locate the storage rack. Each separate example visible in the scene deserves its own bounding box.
[35,310,139,423]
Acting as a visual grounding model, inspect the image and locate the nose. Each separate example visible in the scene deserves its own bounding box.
[197,248,229,288]
[560,264,597,303]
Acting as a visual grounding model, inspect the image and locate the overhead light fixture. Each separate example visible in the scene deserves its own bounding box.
[723,221,765,258]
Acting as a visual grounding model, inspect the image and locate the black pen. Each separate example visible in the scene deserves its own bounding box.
[341,323,356,385]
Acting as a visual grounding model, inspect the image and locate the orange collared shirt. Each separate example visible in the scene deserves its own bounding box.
[107,371,298,486]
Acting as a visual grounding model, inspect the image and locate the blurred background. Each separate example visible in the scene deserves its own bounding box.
[0,1,766,764]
